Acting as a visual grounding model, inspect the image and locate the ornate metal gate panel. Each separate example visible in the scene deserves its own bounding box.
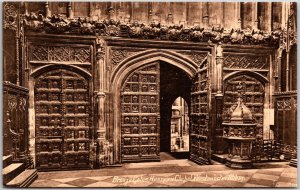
[223,75,264,137]
[120,62,160,162]
[35,69,91,170]
[190,60,211,164]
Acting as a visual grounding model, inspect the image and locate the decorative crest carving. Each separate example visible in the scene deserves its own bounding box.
[224,54,268,69]
[23,12,281,46]
[3,2,18,31]
[30,45,91,63]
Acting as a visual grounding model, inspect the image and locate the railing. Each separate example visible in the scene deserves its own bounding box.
[3,81,32,166]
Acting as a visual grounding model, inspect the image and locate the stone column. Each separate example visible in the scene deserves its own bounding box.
[216,44,223,95]
[236,2,242,29]
[252,2,258,30]
[96,37,108,167]
[214,44,225,154]
[28,79,36,167]
[276,48,283,92]
[265,2,272,31]
[202,2,209,28]
[67,3,73,19]
[45,2,51,17]
[148,2,153,23]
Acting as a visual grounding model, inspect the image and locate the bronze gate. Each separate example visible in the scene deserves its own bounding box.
[120,62,160,162]
[190,59,211,164]
[223,75,265,137]
[35,68,91,170]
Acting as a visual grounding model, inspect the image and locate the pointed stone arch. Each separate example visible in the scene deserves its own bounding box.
[110,50,199,163]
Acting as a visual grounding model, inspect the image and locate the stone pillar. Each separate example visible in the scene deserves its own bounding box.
[265,2,272,31]
[148,2,153,23]
[216,44,223,95]
[202,2,209,28]
[28,79,36,167]
[214,44,225,154]
[236,2,242,29]
[96,37,109,167]
[45,2,51,17]
[252,2,258,30]
[67,2,73,19]
[276,48,283,92]
[167,2,173,25]
[96,92,107,167]
[108,6,115,20]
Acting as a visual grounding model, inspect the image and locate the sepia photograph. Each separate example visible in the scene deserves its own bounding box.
[2,1,297,188]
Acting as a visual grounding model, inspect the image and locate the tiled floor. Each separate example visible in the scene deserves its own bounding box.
[30,153,297,188]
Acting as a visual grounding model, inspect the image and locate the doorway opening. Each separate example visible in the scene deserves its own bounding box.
[119,60,194,163]
[170,97,189,153]
[160,62,192,160]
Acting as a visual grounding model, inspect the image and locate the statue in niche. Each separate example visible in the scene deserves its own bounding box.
[132,96,138,103]
[132,85,139,92]
[67,94,73,101]
[150,126,155,133]
[131,74,138,82]
[53,106,59,113]
[132,117,138,124]
[52,81,58,88]
[132,105,138,112]
[142,117,148,124]
[124,117,130,124]
[150,75,156,83]
[150,96,156,103]
[41,93,47,100]
[142,76,147,82]
[124,85,130,92]
[149,85,155,91]
[142,96,148,103]
[142,85,148,92]
[132,127,138,134]
[124,106,130,113]
[142,105,147,112]
[150,106,156,113]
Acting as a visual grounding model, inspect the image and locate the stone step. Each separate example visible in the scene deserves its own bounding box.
[3,155,13,168]
[6,169,38,187]
[2,163,25,185]
[212,154,227,164]
[289,159,297,167]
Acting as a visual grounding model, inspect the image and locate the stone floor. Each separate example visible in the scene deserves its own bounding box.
[30,153,297,188]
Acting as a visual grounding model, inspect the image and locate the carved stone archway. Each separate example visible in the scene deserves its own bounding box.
[110,50,199,164]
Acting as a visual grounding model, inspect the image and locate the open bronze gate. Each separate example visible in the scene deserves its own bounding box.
[120,61,212,164]
[190,59,211,164]
[35,68,91,170]
[120,62,160,162]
